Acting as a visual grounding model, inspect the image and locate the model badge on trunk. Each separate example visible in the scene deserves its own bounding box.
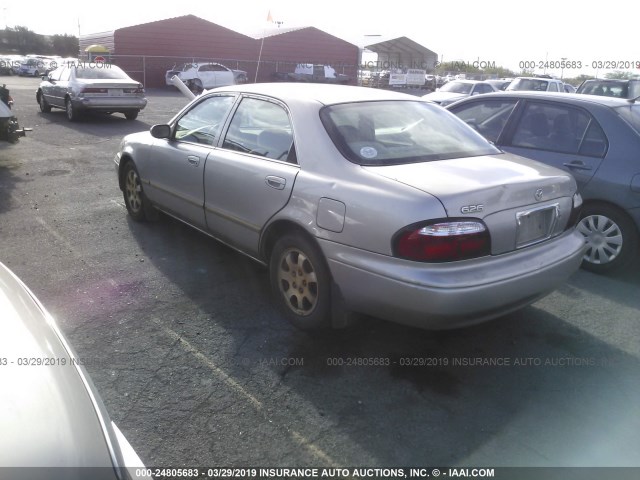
[461,204,483,214]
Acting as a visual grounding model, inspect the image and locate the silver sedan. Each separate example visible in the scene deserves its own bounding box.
[37,62,147,121]
[115,83,585,330]
[0,262,144,477]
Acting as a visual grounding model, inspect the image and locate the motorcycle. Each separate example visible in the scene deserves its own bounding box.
[0,84,30,143]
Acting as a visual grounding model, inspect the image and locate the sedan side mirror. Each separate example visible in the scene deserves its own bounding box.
[150,124,171,139]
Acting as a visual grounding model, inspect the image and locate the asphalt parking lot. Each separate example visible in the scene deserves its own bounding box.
[1,76,639,473]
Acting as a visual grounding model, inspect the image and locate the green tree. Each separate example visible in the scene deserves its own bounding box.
[52,34,79,57]
[8,26,47,54]
[563,74,592,87]
[604,71,635,80]
[483,66,517,78]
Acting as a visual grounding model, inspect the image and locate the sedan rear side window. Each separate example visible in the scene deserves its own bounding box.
[617,104,640,134]
[321,100,500,165]
[222,97,295,162]
[510,103,608,157]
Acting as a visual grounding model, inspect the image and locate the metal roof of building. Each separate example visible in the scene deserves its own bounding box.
[364,36,437,58]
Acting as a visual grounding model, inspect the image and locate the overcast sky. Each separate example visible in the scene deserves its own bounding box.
[3,0,639,77]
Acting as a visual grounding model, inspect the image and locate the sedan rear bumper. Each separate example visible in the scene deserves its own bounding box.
[72,96,147,111]
[321,229,585,330]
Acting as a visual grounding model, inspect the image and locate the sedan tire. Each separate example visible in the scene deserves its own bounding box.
[577,203,638,273]
[66,98,79,122]
[270,233,331,330]
[124,110,139,121]
[38,92,51,113]
[122,162,156,222]
[188,79,204,95]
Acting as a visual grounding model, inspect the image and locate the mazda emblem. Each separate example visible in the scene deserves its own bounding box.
[534,189,544,201]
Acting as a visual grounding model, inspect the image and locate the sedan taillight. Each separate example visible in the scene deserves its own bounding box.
[124,86,145,94]
[393,220,491,262]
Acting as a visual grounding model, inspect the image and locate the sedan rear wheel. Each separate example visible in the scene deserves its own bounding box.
[270,233,331,330]
[124,110,139,121]
[65,98,79,121]
[577,204,638,273]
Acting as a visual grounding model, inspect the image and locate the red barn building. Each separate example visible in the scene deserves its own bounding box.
[252,26,359,82]
[79,15,359,87]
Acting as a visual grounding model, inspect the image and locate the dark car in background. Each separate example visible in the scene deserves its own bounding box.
[576,78,640,99]
[447,91,640,273]
[0,262,144,478]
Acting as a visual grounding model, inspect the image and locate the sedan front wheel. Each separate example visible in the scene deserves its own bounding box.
[123,162,148,222]
[38,92,51,113]
[270,233,331,330]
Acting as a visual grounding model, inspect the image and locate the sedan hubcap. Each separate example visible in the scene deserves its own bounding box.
[277,249,318,316]
[577,214,623,265]
[125,169,142,213]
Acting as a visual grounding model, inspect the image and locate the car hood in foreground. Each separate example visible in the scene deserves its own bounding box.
[363,153,576,217]
[0,262,134,473]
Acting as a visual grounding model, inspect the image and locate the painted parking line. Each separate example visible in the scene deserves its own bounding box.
[35,216,118,288]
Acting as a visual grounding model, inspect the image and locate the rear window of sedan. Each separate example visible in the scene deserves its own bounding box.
[617,104,640,134]
[74,65,131,80]
[320,100,500,165]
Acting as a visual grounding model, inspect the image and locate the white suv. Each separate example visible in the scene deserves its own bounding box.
[506,76,565,92]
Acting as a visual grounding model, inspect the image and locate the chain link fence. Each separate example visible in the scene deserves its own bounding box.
[99,54,359,88]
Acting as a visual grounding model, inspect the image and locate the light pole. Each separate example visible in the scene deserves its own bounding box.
[561,57,567,79]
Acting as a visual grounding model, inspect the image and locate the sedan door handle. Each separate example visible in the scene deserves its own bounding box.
[187,155,200,167]
[265,175,286,190]
[563,161,591,171]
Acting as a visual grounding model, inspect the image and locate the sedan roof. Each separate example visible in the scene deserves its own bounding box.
[210,82,420,106]
[449,90,634,108]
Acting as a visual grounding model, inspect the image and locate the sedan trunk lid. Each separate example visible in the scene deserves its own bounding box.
[365,153,577,254]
